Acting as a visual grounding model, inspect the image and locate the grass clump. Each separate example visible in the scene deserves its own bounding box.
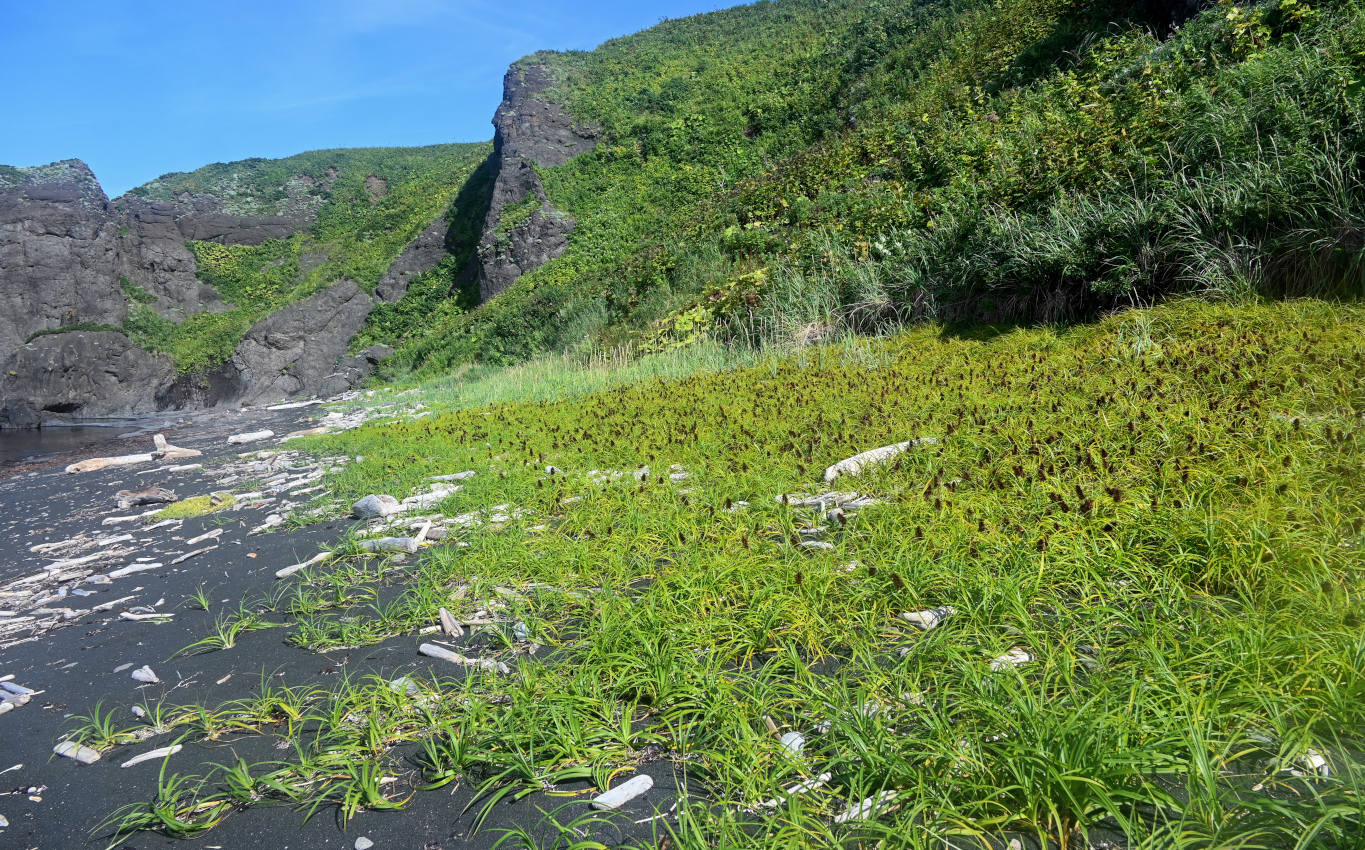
[97,297,1365,848]
[153,493,234,520]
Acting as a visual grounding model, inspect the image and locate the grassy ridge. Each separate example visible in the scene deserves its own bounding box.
[119,143,491,373]
[392,0,1365,375]
[95,298,1365,846]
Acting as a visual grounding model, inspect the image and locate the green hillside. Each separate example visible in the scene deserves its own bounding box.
[386,0,1364,374]
[118,143,491,373]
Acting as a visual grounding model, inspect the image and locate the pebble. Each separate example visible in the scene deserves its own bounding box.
[0,813,7,827]
[591,774,653,810]
[131,665,160,684]
[355,838,374,850]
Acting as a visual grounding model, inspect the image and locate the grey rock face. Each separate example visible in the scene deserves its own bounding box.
[0,330,176,425]
[376,215,450,303]
[0,161,127,362]
[231,280,375,405]
[477,63,600,301]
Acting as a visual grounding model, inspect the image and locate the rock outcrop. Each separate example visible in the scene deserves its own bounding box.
[375,215,450,302]
[476,63,600,301]
[0,161,127,360]
[0,331,175,427]
[230,280,377,406]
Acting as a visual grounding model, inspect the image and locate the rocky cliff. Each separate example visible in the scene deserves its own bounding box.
[476,63,600,301]
[0,158,453,426]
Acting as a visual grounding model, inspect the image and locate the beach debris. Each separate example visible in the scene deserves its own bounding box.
[833,790,898,824]
[1295,747,1331,778]
[438,607,463,637]
[131,665,160,684]
[591,774,653,810]
[430,471,476,482]
[901,606,957,631]
[758,772,833,810]
[400,486,460,511]
[824,438,936,483]
[267,399,321,411]
[360,537,422,554]
[249,514,285,534]
[779,731,806,756]
[107,563,164,579]
[388,677,420,697]
[419,643,509,674]
[120,744,183,769]
[989,648,1033,672]
[355,838,375,850]
[169,546,216,565]
[120,611,173,622]
[353,494,401,519]
[53,741,102,764]
[275,551,330,579]
[113,487,177,510]
[184,528,224,546]
[799,540,835,551]
[227,429,274,445]
[65,434,200,474]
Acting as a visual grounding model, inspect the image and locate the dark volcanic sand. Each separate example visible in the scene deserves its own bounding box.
[0,406,681,850]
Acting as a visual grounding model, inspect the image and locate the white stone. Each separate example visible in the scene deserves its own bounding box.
[591,774,653,810]
[354,838,374,850]
[779,731,805,756]
[131,665,160,684]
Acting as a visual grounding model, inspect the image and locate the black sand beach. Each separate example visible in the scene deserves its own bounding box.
[0,407,679,850]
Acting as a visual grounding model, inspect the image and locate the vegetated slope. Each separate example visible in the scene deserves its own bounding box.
[390,0,1365,375]
[99,297,1365,846]
[118,143,491,373]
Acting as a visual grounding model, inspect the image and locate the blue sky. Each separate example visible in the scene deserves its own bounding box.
[0,0,733,197]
